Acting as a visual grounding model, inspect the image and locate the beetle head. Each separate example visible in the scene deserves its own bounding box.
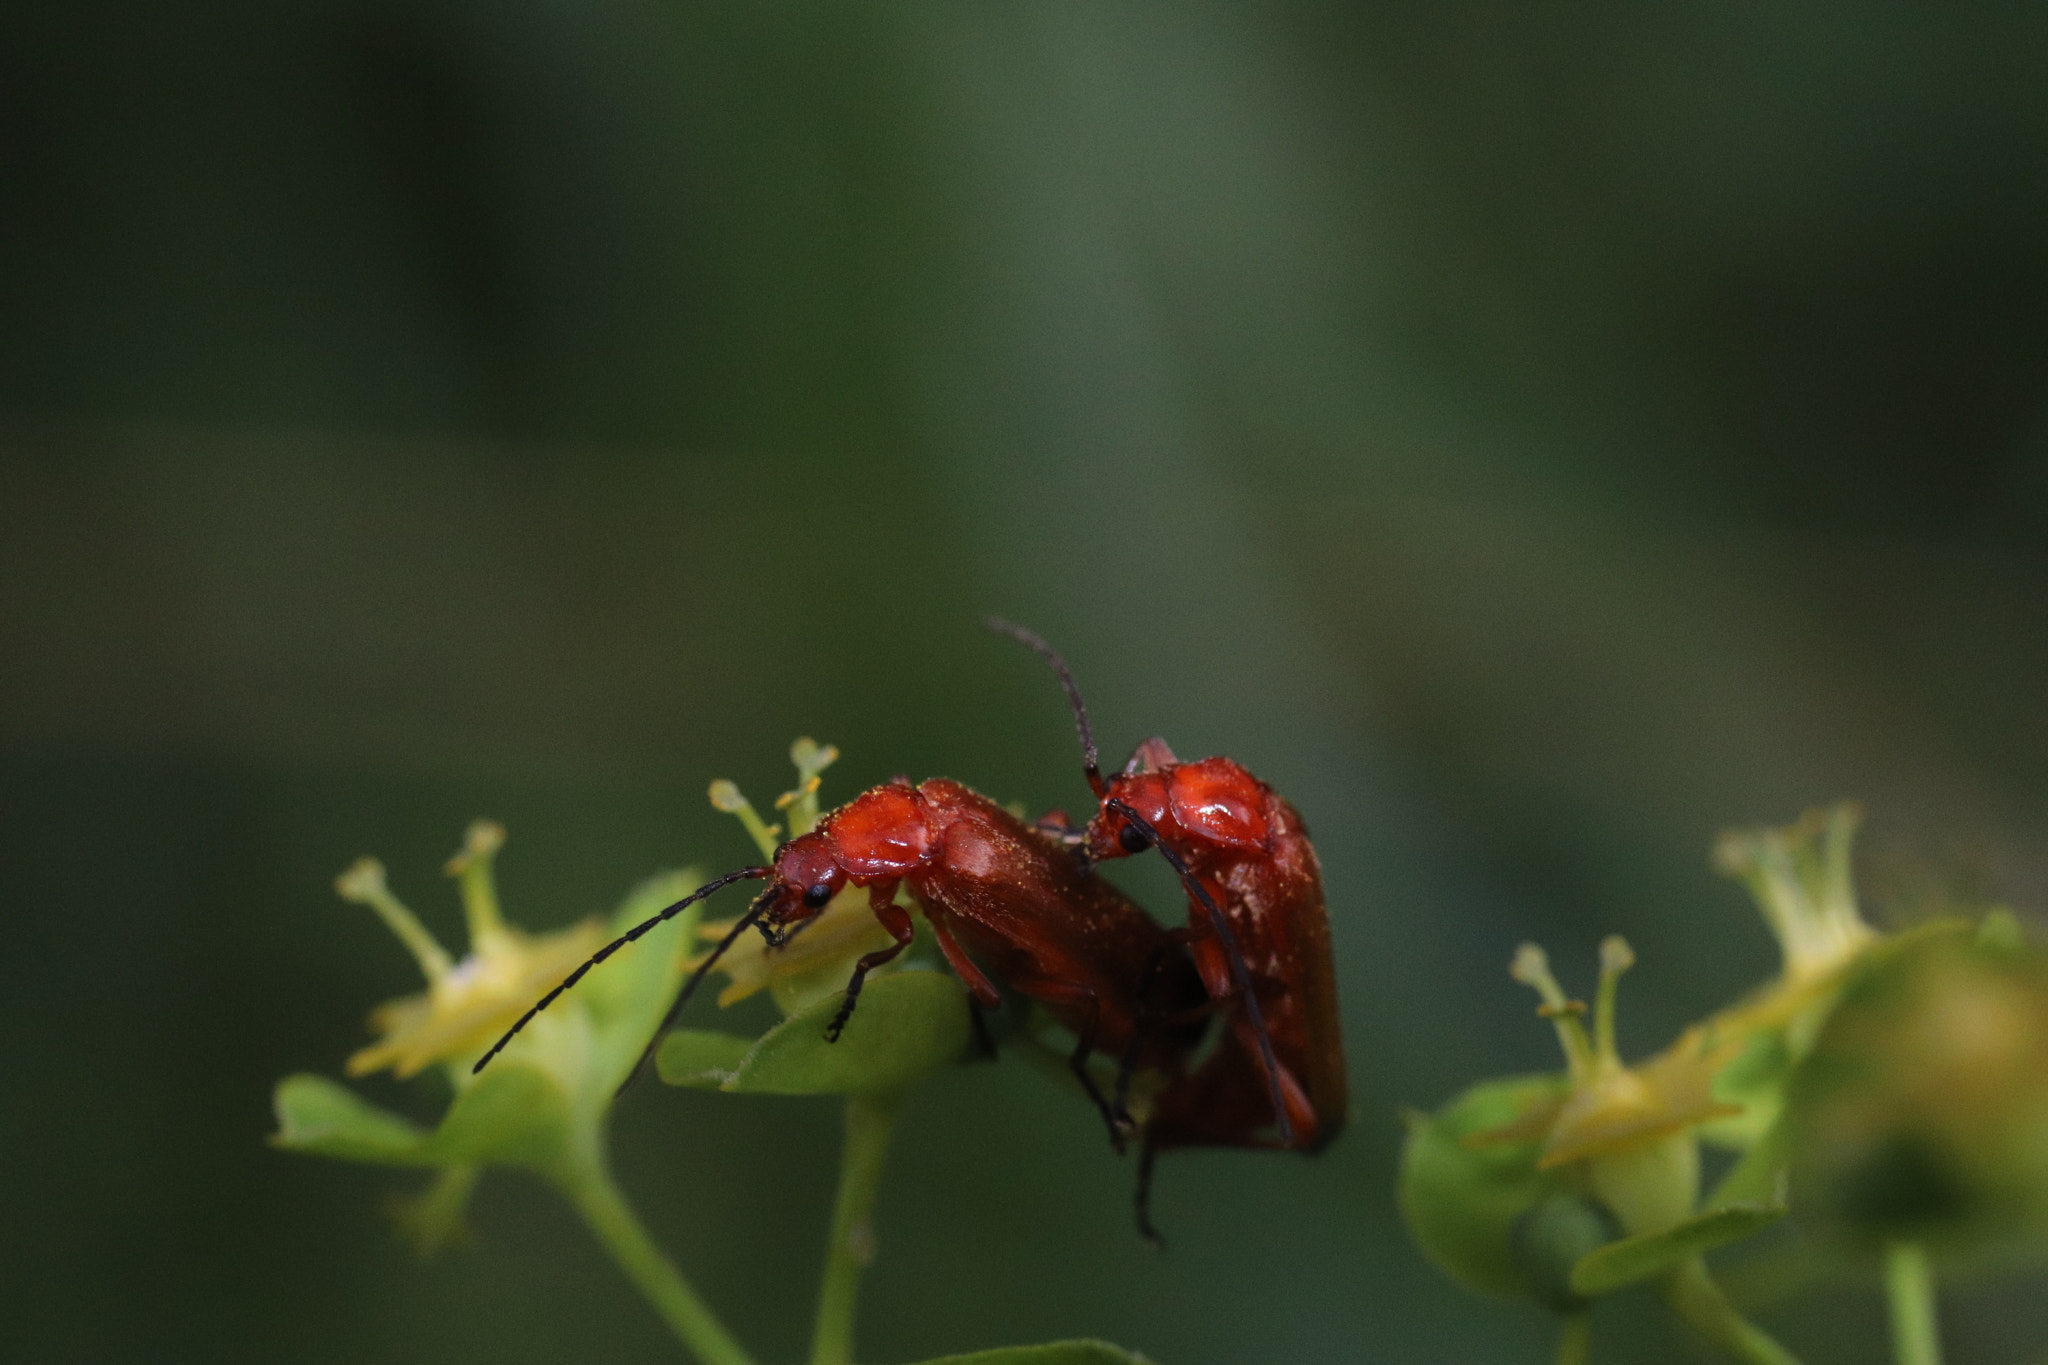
[762,830,846,938]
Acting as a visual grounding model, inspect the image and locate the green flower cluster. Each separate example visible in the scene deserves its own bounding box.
[1400,803,2048,1365]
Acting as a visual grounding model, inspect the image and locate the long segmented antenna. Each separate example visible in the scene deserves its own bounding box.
[615,887,779,1097]
[1107,798,1295,1146]
[472,864,772,1076]
[985,616,1102,793]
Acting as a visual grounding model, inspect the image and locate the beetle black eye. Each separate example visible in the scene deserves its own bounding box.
[1118,824,1151,854]
[802,882,834,909]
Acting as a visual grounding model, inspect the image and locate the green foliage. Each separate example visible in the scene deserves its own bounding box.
[656,1030,758,1088]
[272,1064,577,1176]
[583,870,715,1093]
[660,969,971,1097]
[270,1073,434,1166]
[430,1065,577,1174]
[908,1342,1153,1365]
[1570,1204,1787,1297]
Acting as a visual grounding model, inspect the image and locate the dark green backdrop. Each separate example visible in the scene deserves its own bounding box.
[5,3,2048,1361]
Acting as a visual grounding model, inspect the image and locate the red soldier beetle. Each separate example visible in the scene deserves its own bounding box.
[989,619,1349,1224]
[476,771,1207,1148]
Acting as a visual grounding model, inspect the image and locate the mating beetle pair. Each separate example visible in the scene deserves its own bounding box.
[476,622,1346,1238]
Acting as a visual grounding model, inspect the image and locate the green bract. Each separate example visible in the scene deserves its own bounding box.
[1398,1073,1573,1300]
[1570,1203,1787,1297]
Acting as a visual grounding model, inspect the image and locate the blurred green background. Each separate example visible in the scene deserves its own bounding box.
[5,2,2048,1361]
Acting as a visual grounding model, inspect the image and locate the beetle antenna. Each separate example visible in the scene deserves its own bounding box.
[986,616,1103,795]
[615,885,779,1097]
[473,864,771,1076]
[1106,798,1295,1146]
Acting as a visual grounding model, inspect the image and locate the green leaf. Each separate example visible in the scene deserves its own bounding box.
[722,969,969,1096]
[1570,1203,1788,1297]
[270,1073,435,1166]
[906,1341,1153,1365]
[656,1030,756,1088]
[427,1062,574,1174]
[585,869,708,1089]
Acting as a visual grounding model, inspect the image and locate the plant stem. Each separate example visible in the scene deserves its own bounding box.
[1555,1309,1593,1365]
[1884,1242,1942,1365]
[811,1093,902,1365]
[1665,1256,1804,1365]
[563,1157,757,1365]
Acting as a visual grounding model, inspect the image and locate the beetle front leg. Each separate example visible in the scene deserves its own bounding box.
[822,885,915,1043]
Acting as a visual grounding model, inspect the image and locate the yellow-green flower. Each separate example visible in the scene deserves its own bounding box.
[1483,939,1731,1234]
[1685,802,1891,1153]
[272,817,713,1191]
[1713,803,1877,986]
[336,822,606,1080]
[271,817,757,1364]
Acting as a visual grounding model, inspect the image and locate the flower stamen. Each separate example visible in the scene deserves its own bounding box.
[338,857,453,983]
[778,737,841,837]
[1595,935,1635,1065]
[1513,943,1597,1081]
[711,780,783,861]
[444,820,508,945]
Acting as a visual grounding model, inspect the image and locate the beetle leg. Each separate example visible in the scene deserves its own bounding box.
[925,910,1004,1008]
[1133,1137,1166,1250]
[1031,809,1087,844]
[1111,930,1204,1124]
[1063,994,1119,1152]
[822,888,915,1042]
[1014,978,1123,1151]
[967,1000,1000,1061]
